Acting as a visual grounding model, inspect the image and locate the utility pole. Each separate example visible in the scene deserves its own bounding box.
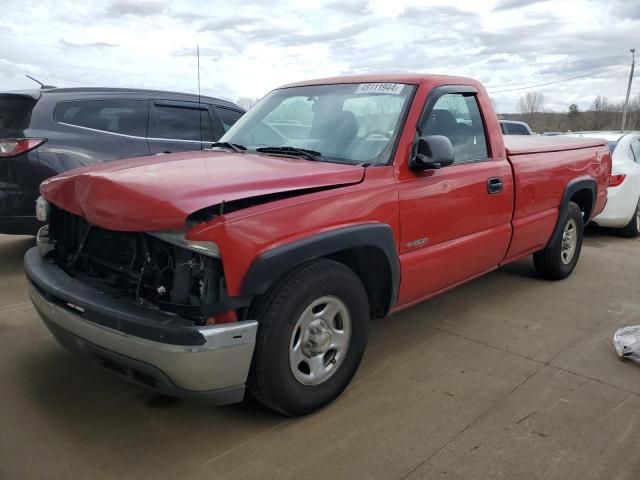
[621,48,635,133]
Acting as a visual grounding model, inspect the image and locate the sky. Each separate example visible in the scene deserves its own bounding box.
[0,0,637,113]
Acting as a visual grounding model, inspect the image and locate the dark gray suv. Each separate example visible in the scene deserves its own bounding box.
[0,87,245,235]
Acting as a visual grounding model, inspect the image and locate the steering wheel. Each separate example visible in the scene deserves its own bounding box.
[364,130,392,140]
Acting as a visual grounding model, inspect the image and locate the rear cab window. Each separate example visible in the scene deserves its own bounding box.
[149,102,214,141]
[506,123,530,135]
[54,99,149,137]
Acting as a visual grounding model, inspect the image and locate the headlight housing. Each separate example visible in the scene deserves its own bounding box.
[147,231,220,258]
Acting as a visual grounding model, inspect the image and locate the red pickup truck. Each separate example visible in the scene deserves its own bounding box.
[25,74,611,416]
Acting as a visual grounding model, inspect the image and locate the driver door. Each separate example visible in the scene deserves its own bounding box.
[396,88,513,306]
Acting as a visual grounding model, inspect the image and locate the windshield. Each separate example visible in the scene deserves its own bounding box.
[220,83,415,164]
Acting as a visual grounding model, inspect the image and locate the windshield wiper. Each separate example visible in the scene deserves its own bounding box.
[256,146,322,161]
[207,142,247,153]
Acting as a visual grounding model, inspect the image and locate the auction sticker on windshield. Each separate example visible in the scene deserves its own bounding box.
[354,83,405,95]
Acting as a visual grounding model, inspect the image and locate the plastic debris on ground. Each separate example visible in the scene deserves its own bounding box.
[613,326,640,362]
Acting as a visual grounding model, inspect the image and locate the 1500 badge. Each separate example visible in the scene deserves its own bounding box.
[405,237,428,248]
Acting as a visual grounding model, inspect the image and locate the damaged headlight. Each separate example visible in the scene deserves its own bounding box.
[147,231,220,258]
[36,196,50,222]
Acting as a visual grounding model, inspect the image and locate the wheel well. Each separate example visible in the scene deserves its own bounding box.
[569,188,594,222]
[327,247,392,319]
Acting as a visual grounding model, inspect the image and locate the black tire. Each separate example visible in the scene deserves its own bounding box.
[247,258,370,416]
[618,198,640,238]
[533,201,584,280]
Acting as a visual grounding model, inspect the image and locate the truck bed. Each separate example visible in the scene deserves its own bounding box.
[502,135,611,264]
[504,135,608,155]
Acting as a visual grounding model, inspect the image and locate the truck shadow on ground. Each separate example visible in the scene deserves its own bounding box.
[20,344,279,418]
[496,257,538,279]
[496,225,620,279]
[0,235,35,272]
[17,345,286,471]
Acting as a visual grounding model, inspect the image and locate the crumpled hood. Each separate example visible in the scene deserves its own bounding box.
[40,150,365,231]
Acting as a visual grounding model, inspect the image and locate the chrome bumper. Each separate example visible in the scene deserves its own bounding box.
[25,247,258,404]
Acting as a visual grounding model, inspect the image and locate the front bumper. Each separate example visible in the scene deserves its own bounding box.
[25,247,258,404]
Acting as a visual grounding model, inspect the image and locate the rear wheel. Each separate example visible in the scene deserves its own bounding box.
[534,201,584,280]
[248,258,370,416]
[618,198,640,238]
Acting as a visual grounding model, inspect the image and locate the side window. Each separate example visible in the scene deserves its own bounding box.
[216,108,243,132]
[54,99,148,137]
[149,104,214,141]
[631,139,640,163]
[509,123,530,135]
[422,93,488,163]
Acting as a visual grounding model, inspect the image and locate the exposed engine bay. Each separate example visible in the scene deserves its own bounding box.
[47,206,230,325]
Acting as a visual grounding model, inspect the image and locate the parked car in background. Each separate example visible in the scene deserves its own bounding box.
[27,74,610,415]
[0,87,245,235]
[499,120,533,135]
[563,131,640,237]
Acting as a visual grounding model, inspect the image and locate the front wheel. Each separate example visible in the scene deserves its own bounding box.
[248,259,370,416]
[534,201,584,280]
[618,198,640,238]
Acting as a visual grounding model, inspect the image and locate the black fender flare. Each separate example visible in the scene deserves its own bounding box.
[547,177,597,248]
[241,223,400,311]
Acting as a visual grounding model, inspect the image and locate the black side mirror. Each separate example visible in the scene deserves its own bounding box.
[409,135,455,171]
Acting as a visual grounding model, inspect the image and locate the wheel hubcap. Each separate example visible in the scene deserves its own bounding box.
[302,320,333,356]
[561,218,578,265]
[289,296,351,386]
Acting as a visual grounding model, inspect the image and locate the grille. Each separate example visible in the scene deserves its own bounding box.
[48,206,223,323]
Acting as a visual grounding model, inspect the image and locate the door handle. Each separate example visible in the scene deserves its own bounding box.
[487,177,503,194]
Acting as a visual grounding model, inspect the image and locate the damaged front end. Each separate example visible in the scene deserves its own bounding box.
[43,205,247,326]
